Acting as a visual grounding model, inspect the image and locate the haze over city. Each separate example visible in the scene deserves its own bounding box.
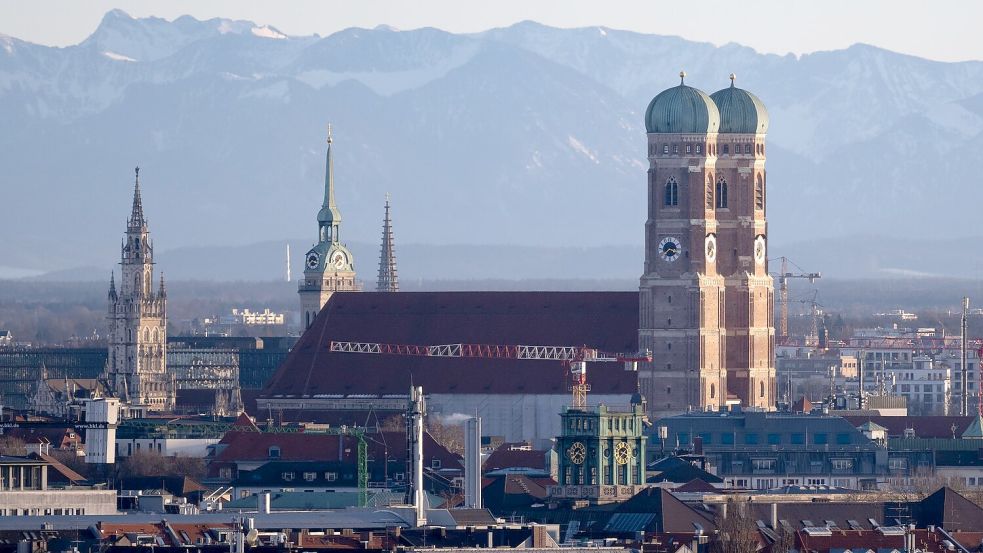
[2,3,983,550]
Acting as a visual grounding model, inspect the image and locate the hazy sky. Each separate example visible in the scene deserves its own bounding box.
[0,0,980,62]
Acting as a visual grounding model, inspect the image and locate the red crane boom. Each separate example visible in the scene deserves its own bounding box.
[328,340,652,408]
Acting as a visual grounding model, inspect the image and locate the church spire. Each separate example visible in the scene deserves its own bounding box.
[159,272,166,298]
[316,124,342,241]
[376,193,399,292]
[108,272,117,301]
[129,166,146,229]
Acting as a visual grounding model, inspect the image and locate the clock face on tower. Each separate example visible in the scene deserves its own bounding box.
[705,234,717,263]
[658,237,682,262]
[614,442,631,465]
[567,441,586,464]
[754,235,766,265]
[330,250,347,270]
[306,251,320,270]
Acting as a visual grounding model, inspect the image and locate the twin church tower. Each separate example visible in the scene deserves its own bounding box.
[639,72,775,414]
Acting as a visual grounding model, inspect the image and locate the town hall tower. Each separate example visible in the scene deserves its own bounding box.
[107,168,174,413]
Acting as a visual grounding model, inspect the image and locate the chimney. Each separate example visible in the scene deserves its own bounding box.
[408,386,427,527]
[464,417,482,509]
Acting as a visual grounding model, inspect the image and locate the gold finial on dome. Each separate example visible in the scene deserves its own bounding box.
[679,70,686,85]
[729,73,736,87]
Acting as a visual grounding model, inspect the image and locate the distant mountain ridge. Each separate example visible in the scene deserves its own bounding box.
[2,11,982,279]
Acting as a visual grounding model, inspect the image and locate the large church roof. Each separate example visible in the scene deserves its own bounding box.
[261,291,639,397]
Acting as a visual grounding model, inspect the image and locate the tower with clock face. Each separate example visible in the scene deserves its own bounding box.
[106,168,175,414]
[638,72,728,416]
[551,404,647,503]
[710,75,776,410]
[638,73,776,416]
[298,126,360,329]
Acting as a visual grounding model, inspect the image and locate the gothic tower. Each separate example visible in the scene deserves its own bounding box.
[639,72,726,416]
[710,75,775,409]
[376,194,399,292]
[299,126,359,329]
[107,168,174,413]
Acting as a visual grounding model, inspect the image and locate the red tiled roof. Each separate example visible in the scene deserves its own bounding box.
[260,292,639,398]
[795,528,951,552]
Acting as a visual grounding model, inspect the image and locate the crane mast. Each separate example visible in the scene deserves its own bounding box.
[329,341,652,408]
[774,256,821,340]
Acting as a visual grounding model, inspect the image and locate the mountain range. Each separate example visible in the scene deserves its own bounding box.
[3,11,983,281]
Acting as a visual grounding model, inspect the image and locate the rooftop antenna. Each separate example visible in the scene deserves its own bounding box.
[285,243,291,282]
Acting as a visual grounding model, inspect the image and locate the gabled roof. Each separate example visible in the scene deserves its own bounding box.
[483,446,547,472]
[914,487,983,531]
[603,488,716,534]
[675,478,719,493]
[260,292,639,398]
[32,452,86,484]
[962,416,983,439]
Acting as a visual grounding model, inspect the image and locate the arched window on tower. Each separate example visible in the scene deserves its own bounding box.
[663,177,678,207]
[760,381,765,398]
[755,175,764,211]
[710,383,716,399]
[716,178,728,209]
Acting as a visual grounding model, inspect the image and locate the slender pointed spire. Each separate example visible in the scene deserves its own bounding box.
[129,166,146,229]
[376,193,399,292]
[317,124,342,230]
[158,272,166,298]
[108,272,117,301]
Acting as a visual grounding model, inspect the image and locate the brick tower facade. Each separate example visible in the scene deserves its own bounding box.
[639,73,774,417]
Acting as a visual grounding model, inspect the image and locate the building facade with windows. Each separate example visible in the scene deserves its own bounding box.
[658,411,933,490]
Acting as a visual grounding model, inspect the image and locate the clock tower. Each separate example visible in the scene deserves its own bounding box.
[639,72,727,416]
[638,73,776,416]
[299,126,359,329]
[107,167,175,414]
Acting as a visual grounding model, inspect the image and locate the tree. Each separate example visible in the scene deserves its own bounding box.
[0,436,26,456]
[426,417,465,456]
[117,450,205,480]
[708,499,761,553]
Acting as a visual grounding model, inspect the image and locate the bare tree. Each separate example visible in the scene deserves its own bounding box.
[426,417,465,456]
[709,499,761,553]
[0,436,26,456]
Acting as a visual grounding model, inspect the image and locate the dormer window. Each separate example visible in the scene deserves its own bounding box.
[268,446,281,459]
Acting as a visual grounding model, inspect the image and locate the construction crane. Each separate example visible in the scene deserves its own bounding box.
[772,256,821,339]
[328,341,652,409]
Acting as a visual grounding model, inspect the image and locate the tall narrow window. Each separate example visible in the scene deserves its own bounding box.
[706,176,714,209]
[663,144,669,154]
[695,144,702,154]
[664,177,678,207]
[722,144,729,155]
[745,143,752,154]
[755,175,764,211]
[716,178,728,209]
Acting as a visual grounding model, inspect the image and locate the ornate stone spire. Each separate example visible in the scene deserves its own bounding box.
[158,272,166,298]
[376,194,399,292]
[128,166,146,229]
[108,272,117,301]
[317,124,342,236]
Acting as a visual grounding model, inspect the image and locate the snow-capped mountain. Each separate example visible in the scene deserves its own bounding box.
[2,11,982,279]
